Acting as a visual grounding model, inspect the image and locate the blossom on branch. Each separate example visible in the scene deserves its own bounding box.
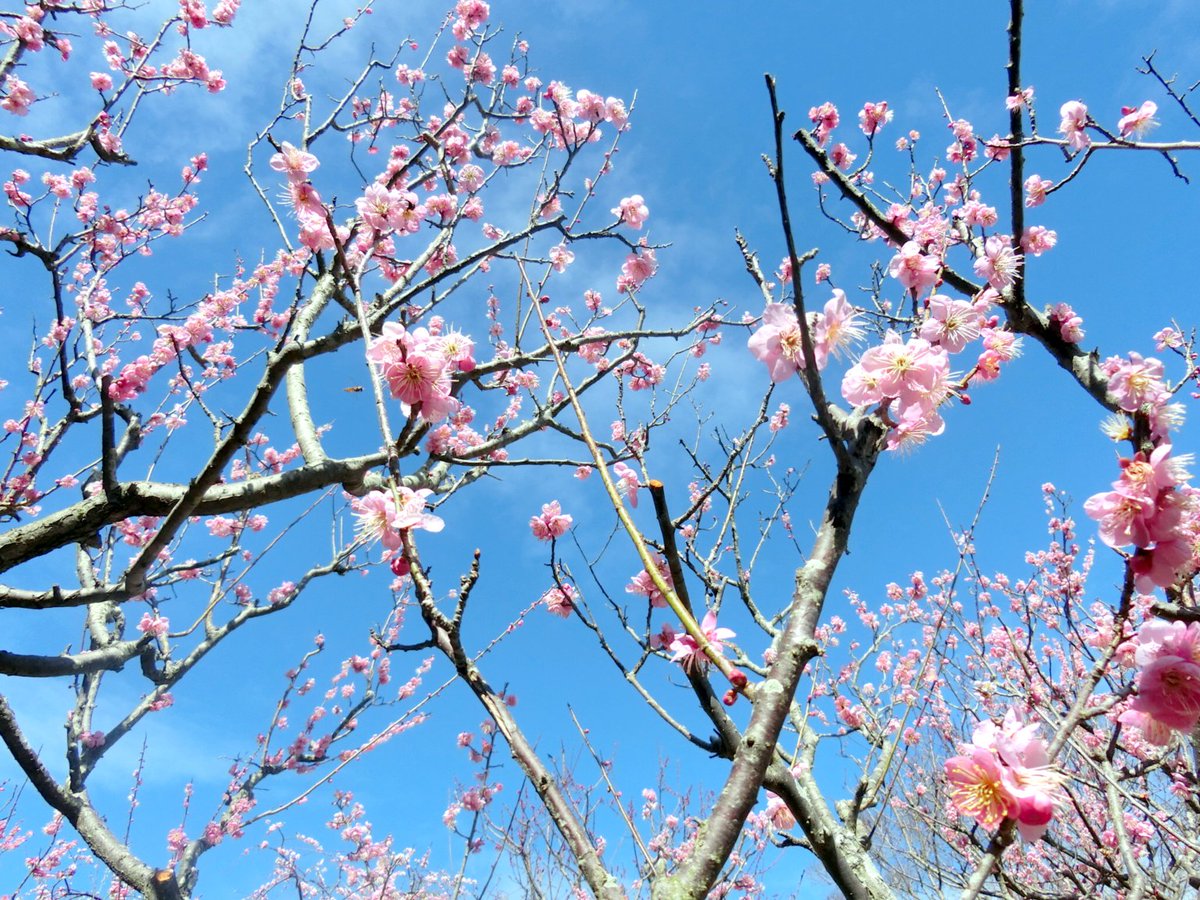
[1119,619,1200,744]
[944,709,1063,841]
[668,610,734,674]
[530,501,572,541]
[1118,100,1158,138]
[1058,100,1090,152]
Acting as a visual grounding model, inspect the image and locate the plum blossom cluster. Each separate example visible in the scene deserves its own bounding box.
[0,1,238,120]
[1118,619,1200,745]
[351,487,445,550]
[1083,444,1197,592]
[841,332,953,450]
[1057,98,1159,151]
[366,321,476,424]
[770,100,1052,450]
[268,141,336,251]
[747,289,863,382]
[943,708,1063,841]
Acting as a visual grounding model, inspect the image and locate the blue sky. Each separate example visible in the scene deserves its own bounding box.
[3,0,1200,896]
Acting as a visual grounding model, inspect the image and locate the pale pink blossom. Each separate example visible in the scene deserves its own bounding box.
[617,249,657,292]
[612,195,649,229]
[1023,174,1052,207]
[269,142,319,182]
[1005,87,1034,111]
[549,243,574,272]
[1118,100,1158,138]
[973,235,1022,290]
[1106,353,1169,414]
[1058,100,1090,152]
[1,75,34,116]
[612,462,640,507]
[1021,225,1057,256]
[888,241,940,294]
[919,295,983,353]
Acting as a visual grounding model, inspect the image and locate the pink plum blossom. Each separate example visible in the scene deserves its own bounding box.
[945,709,1063,840]
[530,500,572,541]
[1084,444,1194,589]
[887,241,940,294]
[626,554,673,608]
[1105,353,1169,414]
[973,235,1022,290]
[612,462,640,507]
[858,101,893,137]
[1120,620,1200,743]
[944,747,1017,830]
[919,295,983,354]
[808,101,839,146]
[1021,225,1057,256]
[617,249,657,293]
[353,487,443,550]
[1118,101,1158,138]
[1058,101,1090,152]
[612,195,649,228]
[269,142,320,181]
[1023,174,1052,207]
[540,583,575,618]
[668,610,735,674]
[367,322,463,423]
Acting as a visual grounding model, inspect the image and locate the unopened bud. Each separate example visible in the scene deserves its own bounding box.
[722,689,738,707]
[729,669,748,690]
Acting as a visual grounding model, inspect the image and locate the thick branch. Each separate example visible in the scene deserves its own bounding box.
[657,410,889,899]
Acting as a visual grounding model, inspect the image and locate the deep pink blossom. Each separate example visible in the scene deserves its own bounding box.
[626,554,672,607]
[944,747,1017,830]
[668,610,735,674]
[808,101,839,146]
[946,709,1063,840]
[858,101,892,137]
[530,500,572,541]
[540,583,575,618]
